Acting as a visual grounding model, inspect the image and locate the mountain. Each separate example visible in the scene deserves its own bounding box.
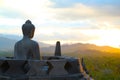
[61,43,120,53]
[1,34,120,55]
[0,36,50,52]
[38,42,51,48]
[0,34,51,48]
[41,43,120,55]
[0,34,21,40]
[0,37,16,51]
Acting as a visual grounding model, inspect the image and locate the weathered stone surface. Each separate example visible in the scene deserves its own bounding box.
[0,60,10,73]
[65,58,80,74]
[28,73,82,80]
[48,60,68,75]
[0,60,4,73]
[0,75,10,80]
[0,58,86,80]
[5,60,26,76]
[27,60,48,76]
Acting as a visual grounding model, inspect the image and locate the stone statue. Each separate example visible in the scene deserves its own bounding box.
[14,20,40,60]
[55,41,61,56]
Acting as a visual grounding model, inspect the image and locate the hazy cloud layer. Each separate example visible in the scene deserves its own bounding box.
[51,3,120,21]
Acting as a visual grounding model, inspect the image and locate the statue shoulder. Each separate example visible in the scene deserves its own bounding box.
[15,40,22,46]
[31,40,39,46]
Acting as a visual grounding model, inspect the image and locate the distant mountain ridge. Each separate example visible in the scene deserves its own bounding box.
[62,43,120,53]
[0,34,120,55]
[0,34,21,40]
[0,37,16,51]
[0,35,51,52]
[41,43,120,54]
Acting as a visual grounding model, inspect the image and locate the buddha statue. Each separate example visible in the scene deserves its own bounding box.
[14,20,40,60]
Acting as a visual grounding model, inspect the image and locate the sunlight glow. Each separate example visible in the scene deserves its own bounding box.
[1,0,53,19]
[86,29,120,48]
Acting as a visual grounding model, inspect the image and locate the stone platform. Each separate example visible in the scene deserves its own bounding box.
[0,56,86,80]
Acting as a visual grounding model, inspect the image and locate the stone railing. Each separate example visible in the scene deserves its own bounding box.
[0,56,84,80]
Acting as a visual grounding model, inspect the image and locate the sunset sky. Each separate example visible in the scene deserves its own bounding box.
[0,0,120,47]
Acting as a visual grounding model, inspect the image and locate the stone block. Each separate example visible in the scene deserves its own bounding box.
[65,59,80,74]
[48,60,68,76]
[5,60,26,76]
[27,60,48,76]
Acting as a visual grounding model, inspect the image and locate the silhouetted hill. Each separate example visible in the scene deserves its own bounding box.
[0,37,16,51]
[41,43,120,55]
[0,36,50,52]
[1,34,120,55]
[0,34,21,40]
[62,43,120,53]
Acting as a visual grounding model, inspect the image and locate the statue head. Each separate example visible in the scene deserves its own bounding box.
[22,20,35,39]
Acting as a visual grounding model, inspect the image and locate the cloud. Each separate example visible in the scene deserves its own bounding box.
[50,2,120,22]
[48,2,120,31]
[53,3,120,21]
[33,27,98,43]
[0,0,54,19]
[0,0,55,31]
[0,8,25,18]
[51,3,96,21]
[97,5,120,17]
[0,25,21,35]
[0,0,120,47]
